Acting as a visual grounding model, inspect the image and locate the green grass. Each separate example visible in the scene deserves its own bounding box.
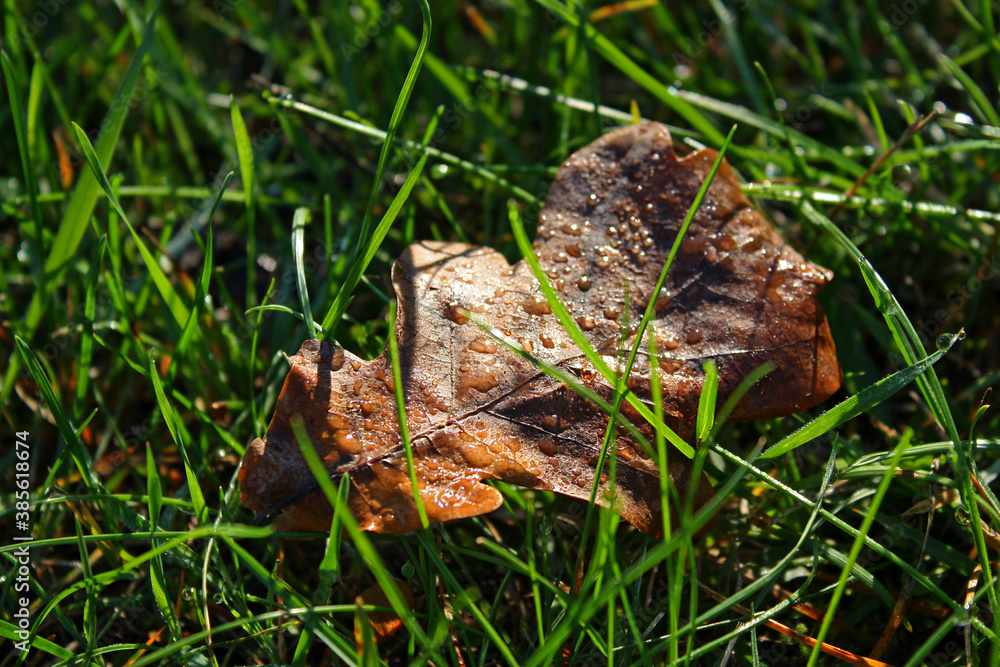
[3,1,1000,664]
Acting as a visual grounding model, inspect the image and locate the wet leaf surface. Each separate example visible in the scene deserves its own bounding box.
[239,122,841,535]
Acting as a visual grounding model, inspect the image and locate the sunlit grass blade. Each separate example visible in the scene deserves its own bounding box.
[320,151,430,336]
[354,0,431,254]
[167,173,228,385]
[507,201,693,458]
[291,207,317,339]
[937,53,1000,126]
[70,121,190,327]
[523,449,754,667]
[534,0,721,144]
[708,361,774,440]
[315,475,351,605]
[230,95,257,306]
[150,358,208,527]
[762,336,958,459]
[695,360,718,443]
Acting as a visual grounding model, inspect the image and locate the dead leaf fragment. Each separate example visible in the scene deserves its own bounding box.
[354,580,414,648]
[239,122,841,535]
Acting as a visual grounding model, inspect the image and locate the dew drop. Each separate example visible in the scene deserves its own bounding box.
[936,331,963,350]
[468,336,498,354]
[522,296,553,316]
[603,307,620,320]
[660,336,680,351]
[577,276,592,291]
[566,243,582,258]
[686,329,703,345]
[334,430,363,455]
[594,256,611,270]
[576,316,597,331]
[539,438,559,456]
[540,333,555,349]
[554,251,569,263]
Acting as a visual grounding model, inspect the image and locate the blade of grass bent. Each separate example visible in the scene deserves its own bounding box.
[167,173,230,384]
[291,207,316,339]
[15,336,100,492]
[150,358,208,527]
[762,337,956,459]
[71,122,191,327]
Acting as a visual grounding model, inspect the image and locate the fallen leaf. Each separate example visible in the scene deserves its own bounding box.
[354,580,414,649]
[239,122,840,535]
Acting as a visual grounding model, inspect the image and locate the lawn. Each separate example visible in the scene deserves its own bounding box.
[2,1,1000,665]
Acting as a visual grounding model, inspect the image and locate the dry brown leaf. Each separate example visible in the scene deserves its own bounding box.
[354,580,414,649]
[239,122,841,535]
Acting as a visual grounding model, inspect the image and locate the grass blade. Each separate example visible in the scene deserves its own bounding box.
[291,207,317,339]
[354,0,432,261]
[70,121,190,327]
[230,95,257,306]
[320,151,430,336]
[761,335,959,459]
